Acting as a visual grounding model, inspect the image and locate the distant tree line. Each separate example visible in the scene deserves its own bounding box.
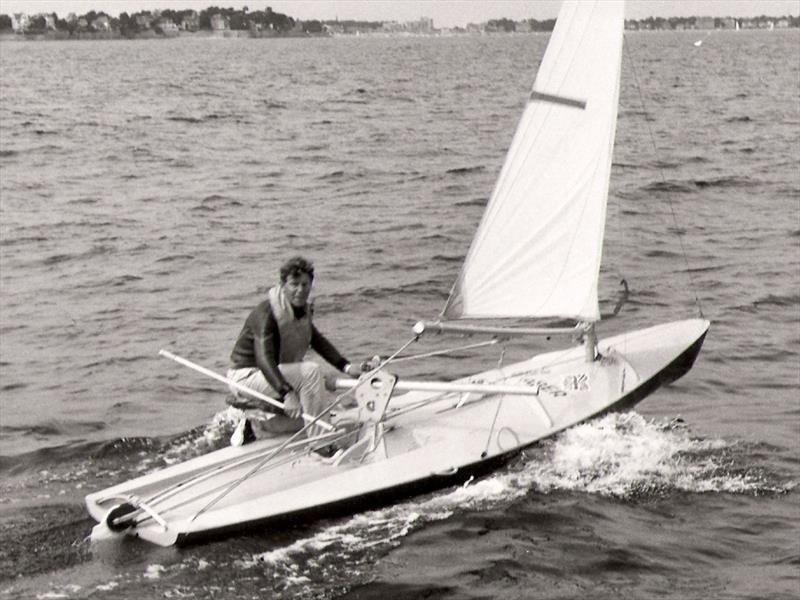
[483,15,798,32]
[485,18,556,32]
[0,6,310,36]
[630,15,799,29]
[1,8,797,35]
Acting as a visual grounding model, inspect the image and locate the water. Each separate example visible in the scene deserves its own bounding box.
[1,30,798,599]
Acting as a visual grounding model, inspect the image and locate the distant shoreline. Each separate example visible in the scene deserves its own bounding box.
[1,28,797,43]
[0,29,326,41]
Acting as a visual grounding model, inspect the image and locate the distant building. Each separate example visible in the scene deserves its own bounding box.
[135,14,152,29]
[776,18,790,28]
[721,17,737,29]
[210,14,228,31]
[323,22,344,35]
[11,13,29,32]
[381,20,402,33]
[516,19,532,33]
[157,18,179,34]
[91,15,111,31]
[413,17,434,33]
[181,11,199,31]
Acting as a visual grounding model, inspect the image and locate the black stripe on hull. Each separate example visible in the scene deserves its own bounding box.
[174,328,709,547]
[597,327,708,417]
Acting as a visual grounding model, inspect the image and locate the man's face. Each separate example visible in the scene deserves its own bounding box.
[284,272,312,307]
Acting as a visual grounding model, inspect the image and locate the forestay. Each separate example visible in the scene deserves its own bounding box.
[443,0,625,323]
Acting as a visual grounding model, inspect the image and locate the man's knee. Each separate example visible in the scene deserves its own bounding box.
[299,361,322,384]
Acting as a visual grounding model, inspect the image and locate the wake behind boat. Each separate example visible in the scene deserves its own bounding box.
[85,0,709,547]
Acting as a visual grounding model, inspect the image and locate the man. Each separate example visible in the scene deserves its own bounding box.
[227,256,362,440]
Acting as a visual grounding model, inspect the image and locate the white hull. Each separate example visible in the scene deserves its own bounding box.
[85,319,709,546]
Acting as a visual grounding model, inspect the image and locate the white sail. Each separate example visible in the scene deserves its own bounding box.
[443,0,625,323]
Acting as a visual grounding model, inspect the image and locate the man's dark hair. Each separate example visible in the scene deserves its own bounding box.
[280,256,315,283]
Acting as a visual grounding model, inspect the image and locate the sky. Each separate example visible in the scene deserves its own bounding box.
[0,0,798,27]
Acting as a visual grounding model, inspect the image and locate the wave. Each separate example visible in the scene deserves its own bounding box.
[641,181,695,193]
[223,412,792,599]
[202,112,248,122]
[41,245,115,266]
[155,254,196,263]
[693,176,757,189]
[641,176,756,193]
[80,354,150,369]
[752,293,800,308]
[166,115,203,124]
[329,98,369,106]
[345,222,424,235]
[430,254,463,263]
[0,234,48,246]
[644,249,680,258]
[317,170,346,180]
[0,408,242,477]
[454,197,487,207]
[137,408,243,471]
[446,165,484,175]
[108,274,143,286]
[355,279,449,301]
[192,195,244,211]
[0,430,110,475]
[527,413,790,498]
[0,381,26,392]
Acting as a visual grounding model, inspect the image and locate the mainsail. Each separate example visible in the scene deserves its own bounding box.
[443,0,625,323]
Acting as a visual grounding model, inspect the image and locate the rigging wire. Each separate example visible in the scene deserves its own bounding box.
[389,338,500,363]
[190,333,422,522]
[623,37,705,319]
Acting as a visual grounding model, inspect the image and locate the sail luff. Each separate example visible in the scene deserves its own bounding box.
[443,0,625,322]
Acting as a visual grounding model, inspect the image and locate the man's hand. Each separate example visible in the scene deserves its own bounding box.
[344,363,363,378]
[361,356,382,373]
[344,356,382,378]
[282,390,302,419]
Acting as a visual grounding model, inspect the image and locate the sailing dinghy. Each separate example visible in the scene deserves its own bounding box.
[85,0,709,547]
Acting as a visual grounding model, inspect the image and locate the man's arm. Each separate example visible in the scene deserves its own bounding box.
[253,309,293,398]
[310,325,349,372]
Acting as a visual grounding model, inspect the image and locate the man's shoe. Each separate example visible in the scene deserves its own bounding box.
[312,444,338,458]
[230,418,256,446]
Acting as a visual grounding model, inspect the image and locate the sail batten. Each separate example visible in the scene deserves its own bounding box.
[443,0,624,323]
[529,90,587,109]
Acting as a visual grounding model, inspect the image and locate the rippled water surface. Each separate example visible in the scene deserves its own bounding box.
[1,30,798,600]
